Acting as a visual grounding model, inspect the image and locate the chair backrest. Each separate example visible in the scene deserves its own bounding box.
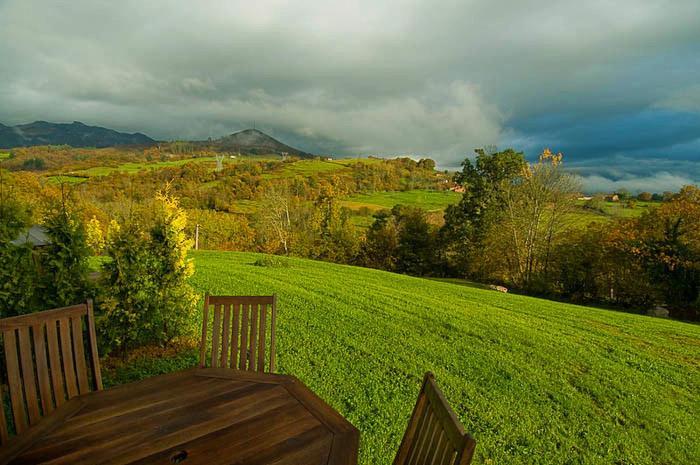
[199,295,277,373]
[394,372,476,465]
[0,300,102,443]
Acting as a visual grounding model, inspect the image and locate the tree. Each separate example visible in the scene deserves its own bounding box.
[632,186,700,319]
[99,190,199,353]
[394,205,437,276]
[361,210,399,271]
[149,189,198,344]
[0,173,36,317]
[39,197,92,309]
[310,186,359,263]
[257,184,293,254]
[21,158,46,171]
[441,148,527,275]
[637,192,653,202]
[479,149,580,290]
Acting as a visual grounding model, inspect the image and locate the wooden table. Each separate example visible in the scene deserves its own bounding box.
[0,368,359,465]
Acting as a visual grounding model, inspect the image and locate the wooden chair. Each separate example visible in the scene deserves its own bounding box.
[394,372,476,465]
[199,295,277,373]
[0,300,102,443]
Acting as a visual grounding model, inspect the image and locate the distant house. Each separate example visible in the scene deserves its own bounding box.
[577,196,593,201]
[605,194,620,202]
[11,225,51,248]
[449,185,466,194]
[325,157,333,161]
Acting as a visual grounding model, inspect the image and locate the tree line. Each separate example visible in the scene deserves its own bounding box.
[2,147,699,321]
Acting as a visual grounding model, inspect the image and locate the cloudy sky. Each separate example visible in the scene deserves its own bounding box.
[1,0,699,191]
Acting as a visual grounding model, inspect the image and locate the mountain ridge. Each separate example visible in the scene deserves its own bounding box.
[0,121,156,148]
[0,122,313,157]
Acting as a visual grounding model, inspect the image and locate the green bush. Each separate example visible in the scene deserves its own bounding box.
[98,191,198,354]
[39,203,92,309]
[0,185,38,317]
[253,255,290,268]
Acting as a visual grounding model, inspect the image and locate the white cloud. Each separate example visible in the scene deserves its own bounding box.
[580,172,696,194]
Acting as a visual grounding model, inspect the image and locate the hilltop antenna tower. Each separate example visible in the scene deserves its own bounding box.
[215,153,225,172]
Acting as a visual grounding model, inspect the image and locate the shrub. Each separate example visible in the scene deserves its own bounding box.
[99,191,198,354]
[253,255,290,268]
[21,158,46,171]
[39,202,92,309]
[0,183,38,317]
[637,192,653,202]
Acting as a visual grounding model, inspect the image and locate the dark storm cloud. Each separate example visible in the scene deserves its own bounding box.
[1,0,699,190]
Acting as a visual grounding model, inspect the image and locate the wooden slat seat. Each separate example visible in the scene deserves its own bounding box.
[0,300,102,444]
[199,295,277,373]
[394,372,476,465]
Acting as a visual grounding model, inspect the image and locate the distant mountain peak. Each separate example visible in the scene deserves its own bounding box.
[212,128,312,157]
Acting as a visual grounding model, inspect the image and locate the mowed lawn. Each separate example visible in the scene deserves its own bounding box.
[190,251,700,465]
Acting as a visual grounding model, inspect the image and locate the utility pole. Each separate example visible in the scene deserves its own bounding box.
[195,224,200,250]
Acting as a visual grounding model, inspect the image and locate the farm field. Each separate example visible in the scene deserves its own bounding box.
[188,251,700,465]
[341,189,461,213]
[567,200,657,227]
[262,158,350,179]
[46,154,282,182]
[0,152,10,160]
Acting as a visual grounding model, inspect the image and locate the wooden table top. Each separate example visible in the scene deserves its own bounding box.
[1,368,359,465]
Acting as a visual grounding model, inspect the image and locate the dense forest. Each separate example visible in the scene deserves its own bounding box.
[1,144,698,321]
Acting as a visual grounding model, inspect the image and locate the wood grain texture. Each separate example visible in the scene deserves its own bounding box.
[0,301,102,445]
[393,372,476,465]
[3,369,359,465]
[200,295,277,373]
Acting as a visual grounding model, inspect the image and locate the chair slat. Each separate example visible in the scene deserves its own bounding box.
[220,304,231,368]
[71,316,90,394]
[0,301,103,443]
[86,301,103,391]
[407,400,430,465]
[425,417,445,464]
[199,295,277,374]
[198,295,209,368]
[257,303,267,371]
[0,386,8,443]
[58,318,78,398]
[210,304,221,368]
[230,303,240,368]
[31,322,54,415]
[3,330,27,434]
[238,303,249,370]
[17,327,40,425]
[394,373,476,465]
[248,304,259,371]
[270,296,277,372]
[45,320,66,407]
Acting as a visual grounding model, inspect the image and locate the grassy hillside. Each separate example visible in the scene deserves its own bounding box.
[341,190,461,213]
[190,251,699,465]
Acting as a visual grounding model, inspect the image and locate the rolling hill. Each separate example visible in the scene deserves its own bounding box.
[210,128,313,157]
[179,251,699,465]
[0,121,155,148]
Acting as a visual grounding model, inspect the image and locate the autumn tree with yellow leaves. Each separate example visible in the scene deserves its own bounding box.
[99,188,198,353]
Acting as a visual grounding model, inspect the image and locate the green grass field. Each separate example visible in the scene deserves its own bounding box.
[0,152,10,160]
[263,159,351,179]
[341,190,461,213]
[189,251,700,465]
[66,157,222,177]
